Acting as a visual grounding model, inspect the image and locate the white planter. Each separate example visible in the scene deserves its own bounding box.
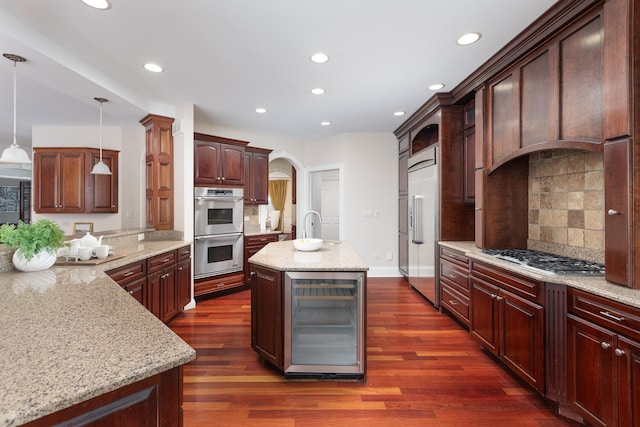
[12,250,57,272]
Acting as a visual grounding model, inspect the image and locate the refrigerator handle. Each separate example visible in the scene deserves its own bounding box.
[412,195,424,244]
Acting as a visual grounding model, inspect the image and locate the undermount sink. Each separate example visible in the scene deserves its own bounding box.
[293,238,323,252]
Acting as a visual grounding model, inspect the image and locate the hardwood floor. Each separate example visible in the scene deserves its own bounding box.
[169,277,581,426]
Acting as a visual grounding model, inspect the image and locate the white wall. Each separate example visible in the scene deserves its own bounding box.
[32,124,145,235]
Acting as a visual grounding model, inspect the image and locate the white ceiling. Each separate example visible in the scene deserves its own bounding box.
[0,0,557,150]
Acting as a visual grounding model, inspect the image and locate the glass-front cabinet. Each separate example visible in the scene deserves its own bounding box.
[284,271,365,377]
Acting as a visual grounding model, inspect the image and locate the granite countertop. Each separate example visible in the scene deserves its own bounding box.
[248,240,368,272]
[440,241,640,309]
[0,240,196,427]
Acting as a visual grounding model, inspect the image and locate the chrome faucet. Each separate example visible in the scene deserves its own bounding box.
[302,210,322,239]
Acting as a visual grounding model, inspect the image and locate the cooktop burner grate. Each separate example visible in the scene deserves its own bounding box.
[481,249,605,275]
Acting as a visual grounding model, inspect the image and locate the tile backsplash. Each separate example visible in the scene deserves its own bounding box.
[527,149,604,263]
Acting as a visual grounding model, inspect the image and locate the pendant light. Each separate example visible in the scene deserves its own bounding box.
[0,53,32,164]
[90,97,112,175]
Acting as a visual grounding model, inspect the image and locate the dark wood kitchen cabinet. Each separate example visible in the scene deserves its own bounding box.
[244,146,272,205]
[244,233,278,283]
[176,245,192,309]
[147,250,179,323]
[33,147,119,214]
[140,114,174,231]
[439,246,470,327]
[250,264,283,370]
[194,133,247,187]
[567,288,640,427]
[470,261,545,393]
[106,260,147,306]
[398,136,410,277]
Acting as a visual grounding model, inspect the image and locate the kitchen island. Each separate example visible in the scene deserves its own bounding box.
[249,240,368,378]
[0,238,196,427]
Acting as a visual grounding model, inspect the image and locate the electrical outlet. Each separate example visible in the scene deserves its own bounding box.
[386,252,393,261]
[137,233,145,241]
[373,253,381,259]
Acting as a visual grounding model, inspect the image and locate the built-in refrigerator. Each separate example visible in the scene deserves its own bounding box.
[408,145,439,306]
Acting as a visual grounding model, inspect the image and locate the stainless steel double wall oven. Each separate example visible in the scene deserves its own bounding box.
[194,187,244,279]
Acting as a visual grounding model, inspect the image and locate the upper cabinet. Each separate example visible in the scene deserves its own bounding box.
[33,147,118,214]
[194,133,247,187]
[244,146,272,205]
[486,7,605,171]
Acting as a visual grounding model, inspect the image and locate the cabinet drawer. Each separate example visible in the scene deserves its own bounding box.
[147,250,177,273]
[440,259,469,293]
[440,246,469,268]
[106,260,146,285]
[194,272,245,297]
[471,260,543,303]
[568,288,640,341]
[245,234,278,248]
[177,245,191,261]
[441,284,470,325]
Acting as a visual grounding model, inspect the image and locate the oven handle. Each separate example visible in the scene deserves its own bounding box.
[194,233,243,240]
[195,196,243,202]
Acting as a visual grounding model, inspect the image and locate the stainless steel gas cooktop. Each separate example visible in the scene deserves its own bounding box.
[481,249,605,276]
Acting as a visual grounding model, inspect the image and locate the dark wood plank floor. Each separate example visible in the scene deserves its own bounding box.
[169,277,581,426]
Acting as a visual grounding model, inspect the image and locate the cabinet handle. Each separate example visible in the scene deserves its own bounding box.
[495,296,503,302]
[217,283,226,287]
[128,290,134,295]
[490,294,497,299]
[221,177,226,181]
[600,311,625,322]
[123,271,134,277]
[448,300,458,306]
[607,209,619,216]
[162,258,171,263]
[447,273,457,279]
[178,266,183,271]
[601,342,612,350]
[474,207,481,211]
[615,348,625,357]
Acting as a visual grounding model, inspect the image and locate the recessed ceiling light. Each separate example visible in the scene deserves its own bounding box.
[144,63,163,73]
[255,108,268,114]
[393,111,406,117]
[311,88,325,95]
[429,83,445,91]
[81,0,110,9]
[310,53,329,64]
[320,121,331,126]
[456,32,482,46]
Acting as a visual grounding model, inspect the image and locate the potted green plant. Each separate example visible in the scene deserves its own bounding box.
[0,219,65,272]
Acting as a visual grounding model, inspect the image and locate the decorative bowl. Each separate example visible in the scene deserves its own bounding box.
[293,238,323,252]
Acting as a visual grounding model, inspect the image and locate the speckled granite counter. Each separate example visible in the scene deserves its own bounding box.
[440,241,640,309]
[248,240,368,271]
[0,239,196,427]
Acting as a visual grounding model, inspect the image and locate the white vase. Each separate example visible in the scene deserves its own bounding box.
[12,250,57,272]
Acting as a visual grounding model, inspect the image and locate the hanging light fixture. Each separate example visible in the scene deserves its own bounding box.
[90,97,112,175]
[0,53,32,164]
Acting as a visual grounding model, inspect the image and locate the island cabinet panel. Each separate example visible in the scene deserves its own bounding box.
[244,147,272,205]
[567,288,640,426]
[22,366,183,427]
[470,261,545,393]
[250,264,283,370]
[194,133,247,187]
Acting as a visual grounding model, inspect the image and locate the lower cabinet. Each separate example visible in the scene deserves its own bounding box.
[106,245,191,324]
[439,246,471,326]
[470,260,545,393]
[567,288,640,427]
[22,366,183,427]
[244,233,279,283]
[250,264,283,370]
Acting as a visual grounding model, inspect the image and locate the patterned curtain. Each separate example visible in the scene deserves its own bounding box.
[268,180,287,231]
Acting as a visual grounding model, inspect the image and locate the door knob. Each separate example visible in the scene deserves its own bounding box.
[607,209,619,216]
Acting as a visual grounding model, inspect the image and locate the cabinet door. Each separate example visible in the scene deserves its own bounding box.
[463,127,475,203]
[604,138,632,287]
[500,291,545,393]
[147,269,163,320]
[250,151,269,204]
[122,276,146,306]
[88,149,118,213]
[58,151,86,212]
[251,265,283,369]
[470,278,499,356]
[617,336,640,427]
[177,258,191,309]
[162,267,179,323]
[33,151,60,212]
[567,315,616,427]
[219,144,244,185]
[194,141,221,185]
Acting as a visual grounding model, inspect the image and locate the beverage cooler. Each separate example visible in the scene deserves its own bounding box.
[284,271,365,378]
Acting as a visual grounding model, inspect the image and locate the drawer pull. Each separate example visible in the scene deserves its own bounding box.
[128,290,134,295]
[600,311,625,322]
[447,273,458,279]
[448,300,458,306]
[495,296,503,302]
[601,342,612,350]
[123,271,134,277]
[490,294,497,299]
[217,283,226,288]
[615,348,625,357]
[162,258,172,263]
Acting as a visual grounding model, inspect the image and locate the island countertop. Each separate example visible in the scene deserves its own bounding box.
[0,240,196,427]
[248,240,368,271]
